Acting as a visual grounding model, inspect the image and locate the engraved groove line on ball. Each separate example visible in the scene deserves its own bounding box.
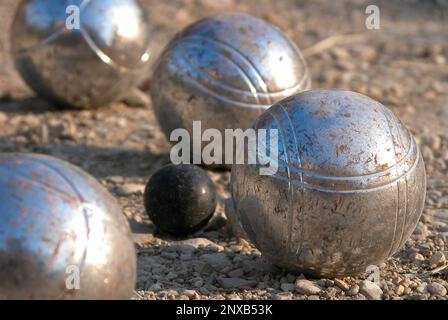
[278,103,306,258]
[390,109,407,255]
[389,110,410,252]
[380,108,401,258]
[259,133,414,181]
[179,35,271,101]
[176,36,311,97]
[267,108,295,263]
[269,149,420,194]
[178,44,261,105]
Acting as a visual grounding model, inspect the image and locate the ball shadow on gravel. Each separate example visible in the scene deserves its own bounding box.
[0,131,169,179]
[0,96,57,114]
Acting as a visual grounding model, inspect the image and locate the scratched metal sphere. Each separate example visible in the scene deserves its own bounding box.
[11,0,151,109]
[0,153,136,299]
[150,12,311,166]
[231,89,426,277]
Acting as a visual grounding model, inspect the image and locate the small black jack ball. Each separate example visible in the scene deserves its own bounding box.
[144,164,217,236]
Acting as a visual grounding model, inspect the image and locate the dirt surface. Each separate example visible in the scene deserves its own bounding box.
[0,0,447,300]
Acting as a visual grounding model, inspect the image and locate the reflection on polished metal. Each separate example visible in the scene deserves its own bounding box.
[231,89,426,277]
[0,153,136,299]
[150,12,311,167]
[11,0,151,109]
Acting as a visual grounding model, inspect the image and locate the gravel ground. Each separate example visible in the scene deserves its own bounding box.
[0,0,447,300]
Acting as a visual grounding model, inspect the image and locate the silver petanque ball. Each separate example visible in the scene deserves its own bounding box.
[11,0,151,109]
[150,12,311,166]
[231,89,426,277]
[0,153,136,299]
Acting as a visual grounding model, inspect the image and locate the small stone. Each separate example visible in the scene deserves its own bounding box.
[241,259,278,273]
[395,285,405,296]
[107,176,124,184]
[307,295,320,300]
[160,251,177,260]
[149,283,163,292]
[347,284,359,296]
[181,289,197,299]
[286,274,296,283]
[427,283,447,296]
[325,287,338,298]
[410,252,425,263]
[435,210,448,221]
[200,253,232,270]
[359,280,383,300]
[0,111,7,123]
[166,272,177,280]
[316,279,328,287]
[429,251,446,268]
[295,279,322,295]
[334,279,350,291]
[116,183,145,196]
[416,283,428,294]
[192,278,204,288]
[218,277,257,289]
[227,268,244,278]
[178,237,217,248]
[274,292,293,300]
[280,283,295,292]
[412,223,429,241]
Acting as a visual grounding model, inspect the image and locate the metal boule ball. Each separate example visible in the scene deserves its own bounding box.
[149,12,311,168]
[0,153,136,299]
[144,164,217,237]
[11,0,152,109]
[231,89,426,278]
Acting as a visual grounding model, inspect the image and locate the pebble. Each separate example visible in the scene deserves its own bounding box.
[347,284,359,296]
[275,292,293,300]
[0,111,7,123]
[325,287,338,298]
[200,253,232,270]
[295,279,322,295]
[218,277,257,289]
[169,243,196,254]
[359,280,383,300]
[429,251,446,268]
[435,210,448,221]
[181,289,198,299]
[179,238,218,248]
[395,285,405,296]
[416,283,428,294]
[241,259,278,274]
[334,279,350,291]
[427,283,447,296]
[116,183,145,196]
[149,283,163,292]
[227,268,244,278]
[280,283,295,292]
[192,278,204,288]
[410,252,425,263]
